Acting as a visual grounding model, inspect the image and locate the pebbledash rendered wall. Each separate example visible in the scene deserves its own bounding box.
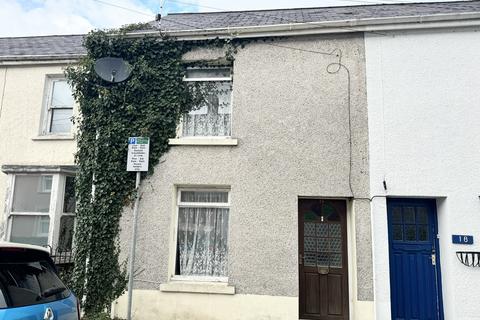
[366,28,480,320]
[114,34,374,320]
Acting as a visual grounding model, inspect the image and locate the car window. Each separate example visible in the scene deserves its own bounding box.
[0,259,70,308]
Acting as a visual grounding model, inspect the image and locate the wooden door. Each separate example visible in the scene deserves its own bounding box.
[387,199,444,320]
[299,199,349,320]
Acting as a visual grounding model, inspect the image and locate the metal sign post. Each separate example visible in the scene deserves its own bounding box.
[126,137,149,320]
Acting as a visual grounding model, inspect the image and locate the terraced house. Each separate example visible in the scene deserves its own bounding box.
[1,2,480,320]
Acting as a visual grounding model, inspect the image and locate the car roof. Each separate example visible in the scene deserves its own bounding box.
[0,241,50,254]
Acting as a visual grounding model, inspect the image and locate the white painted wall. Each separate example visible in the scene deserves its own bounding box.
[0,64,76,237]
[366,28,480,320]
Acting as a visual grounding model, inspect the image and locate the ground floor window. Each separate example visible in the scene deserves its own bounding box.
[175,189,230,280]
[5,172,76,253]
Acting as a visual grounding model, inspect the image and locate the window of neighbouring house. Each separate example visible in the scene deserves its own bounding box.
[58,176,76,251]
[182,67,232,137]
[7,174,76,252]
[42,78,75,135]
[175,189,230,280]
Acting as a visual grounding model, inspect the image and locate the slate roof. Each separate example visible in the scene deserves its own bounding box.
[0,34,85,61]
[154,0,480,32]
[1,1,480,61]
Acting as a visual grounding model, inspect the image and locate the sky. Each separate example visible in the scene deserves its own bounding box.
[0,0,469,37]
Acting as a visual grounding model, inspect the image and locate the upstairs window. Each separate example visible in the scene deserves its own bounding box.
[42,78,75,135]
[182,67,232,137]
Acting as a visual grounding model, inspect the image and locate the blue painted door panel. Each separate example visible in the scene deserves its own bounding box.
[0,294,77,320]
[387,199,444,320]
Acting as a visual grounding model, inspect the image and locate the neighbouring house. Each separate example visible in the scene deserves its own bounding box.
[365,26,480,320]
[0,35,84,267]
[0,2,479,320]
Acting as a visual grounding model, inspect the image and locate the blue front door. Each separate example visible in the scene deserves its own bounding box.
[387,198,444,320]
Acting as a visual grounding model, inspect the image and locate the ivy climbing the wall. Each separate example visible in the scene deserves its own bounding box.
[66,28,243,317]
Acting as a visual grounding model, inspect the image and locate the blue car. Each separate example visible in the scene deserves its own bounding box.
[0,242,80,320]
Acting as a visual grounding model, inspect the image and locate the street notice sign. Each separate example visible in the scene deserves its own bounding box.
[127,137,149,171]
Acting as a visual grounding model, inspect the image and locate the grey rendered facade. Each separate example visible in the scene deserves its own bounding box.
[117,33,373,319]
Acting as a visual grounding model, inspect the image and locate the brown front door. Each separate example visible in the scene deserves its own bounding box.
[299,199,349,320]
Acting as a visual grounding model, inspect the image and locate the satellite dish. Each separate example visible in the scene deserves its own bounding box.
[94,57,132,83]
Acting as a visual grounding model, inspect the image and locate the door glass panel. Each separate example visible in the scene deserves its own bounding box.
[302,202,345,270]
[417,225,428,241]
[392,207,402,223]
[304,222,316,236]
[417,207,428,224]
[405,225,416,241]
[393,225,403,241]
[403,207,415,224]
[317,253,329,267]
[330,237,342,252]
[330,253,342,268]
[329,224,341,238]
[317,238,329,252]
[304,237,316,251]
[316,224,328,237]
[304,252,316,267]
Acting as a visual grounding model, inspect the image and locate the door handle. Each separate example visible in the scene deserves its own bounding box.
[431,253,436,266]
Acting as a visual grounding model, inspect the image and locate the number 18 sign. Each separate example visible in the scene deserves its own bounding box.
[452,234,474,245]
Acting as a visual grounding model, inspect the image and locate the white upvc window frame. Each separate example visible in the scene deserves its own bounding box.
[178,67,234,139]
[41,75,75,136]
[4,173,76,252]
[170,187,231,283]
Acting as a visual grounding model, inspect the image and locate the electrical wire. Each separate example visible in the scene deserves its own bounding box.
[160,0,168,16]
[325,60,356,198]
[91,0,155,17]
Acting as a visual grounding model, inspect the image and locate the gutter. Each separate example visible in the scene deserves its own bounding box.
[0,54,83,65]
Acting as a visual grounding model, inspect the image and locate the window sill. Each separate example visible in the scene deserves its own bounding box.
[169,138,238,146]
[32,135,74,141]
[160,281,235,295]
